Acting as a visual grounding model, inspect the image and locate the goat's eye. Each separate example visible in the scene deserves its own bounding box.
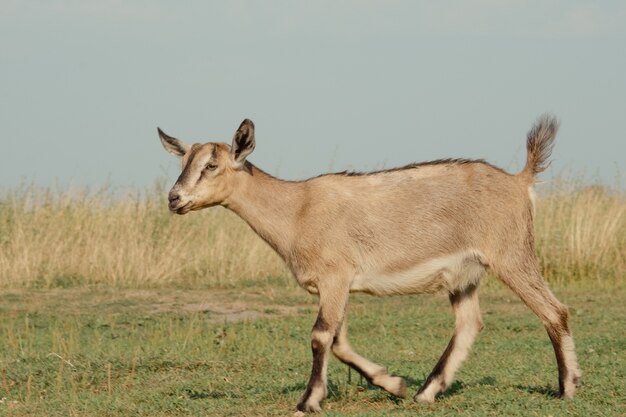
[205,163,218,171]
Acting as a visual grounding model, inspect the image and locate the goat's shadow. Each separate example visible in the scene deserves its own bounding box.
[474,374,560,398]
[281,372,563,408]
[280,374,467,402]
[513,384,560,398]
[402,376,466,400]
[280,381,345,398]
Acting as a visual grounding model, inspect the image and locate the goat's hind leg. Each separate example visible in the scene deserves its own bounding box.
[332,316,407,398]
[415,284,484,403]
[493,262,581,399]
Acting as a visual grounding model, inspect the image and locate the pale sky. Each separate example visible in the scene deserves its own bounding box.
[1,1,625,189]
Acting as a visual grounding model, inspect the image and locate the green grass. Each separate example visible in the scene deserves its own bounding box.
[1,284,624,416]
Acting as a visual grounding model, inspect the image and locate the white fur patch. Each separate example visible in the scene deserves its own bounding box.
[528,185,537,216]
[350,250,486,295]
[562,334,580,379]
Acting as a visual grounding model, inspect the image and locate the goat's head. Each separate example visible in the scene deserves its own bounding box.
[158,119,256,214]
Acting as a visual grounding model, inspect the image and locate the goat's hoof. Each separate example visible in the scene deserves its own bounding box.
[373,373,407,398]
[559,385,576,400]
[295,400,322,413]
[389,376,407,398]
[559,373,581,400]
[413,391,435,404]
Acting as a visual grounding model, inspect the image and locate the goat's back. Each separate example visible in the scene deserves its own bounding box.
[292,161,534,279]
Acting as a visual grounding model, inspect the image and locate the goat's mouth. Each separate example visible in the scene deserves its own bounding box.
[169,200,192,215]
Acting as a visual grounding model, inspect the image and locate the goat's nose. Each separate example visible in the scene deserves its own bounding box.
[168,190,180,204]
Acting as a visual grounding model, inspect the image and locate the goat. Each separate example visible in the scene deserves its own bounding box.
[158,115,580,413]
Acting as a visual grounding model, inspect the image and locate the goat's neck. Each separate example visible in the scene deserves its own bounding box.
[224,164,303,261]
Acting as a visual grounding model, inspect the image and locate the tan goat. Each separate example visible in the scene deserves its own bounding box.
[158,115,580,413]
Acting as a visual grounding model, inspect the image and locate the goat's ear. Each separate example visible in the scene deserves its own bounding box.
[231,119,255,167]
[158,127,190,158]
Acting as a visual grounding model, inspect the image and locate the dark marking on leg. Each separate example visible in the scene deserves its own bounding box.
[342,358,373,384]
[297,339,326,411]
[416,335,456,396]
[546,322,572,398]
[313,310,330,332]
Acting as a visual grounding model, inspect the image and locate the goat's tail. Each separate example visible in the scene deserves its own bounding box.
[521,114,559,180]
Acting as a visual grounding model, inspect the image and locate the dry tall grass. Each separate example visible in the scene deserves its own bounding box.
[535,182,625,286]
[0,182,288,288]
[0,179,623,289]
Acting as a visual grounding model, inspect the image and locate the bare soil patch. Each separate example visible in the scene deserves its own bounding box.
[0,287,315,322]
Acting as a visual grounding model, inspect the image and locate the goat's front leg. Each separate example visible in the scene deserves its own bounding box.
[296,283,349,413]
[332,316,407,397]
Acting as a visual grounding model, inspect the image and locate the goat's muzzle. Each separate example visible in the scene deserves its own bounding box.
[168,190,191,214]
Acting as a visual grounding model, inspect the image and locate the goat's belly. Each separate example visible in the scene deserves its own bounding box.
[350,250,486,296]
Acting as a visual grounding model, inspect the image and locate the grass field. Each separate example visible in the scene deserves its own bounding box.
[0,284,624,416]
[0,179,624,416]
